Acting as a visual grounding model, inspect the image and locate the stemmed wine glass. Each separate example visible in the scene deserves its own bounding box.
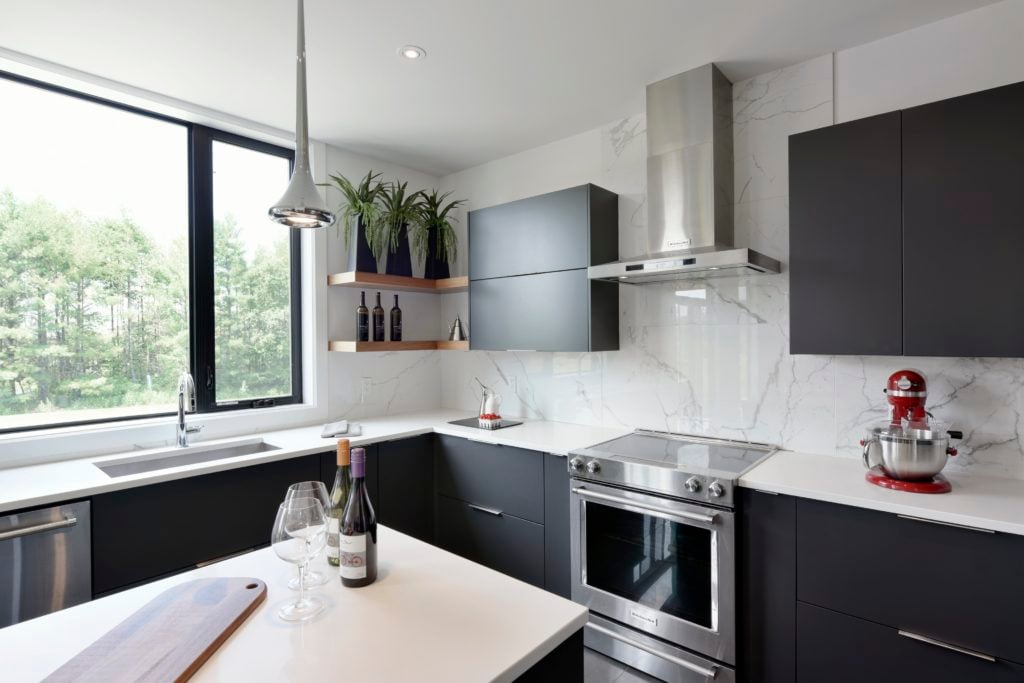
[271,497,327,622]
[284,481,332,588]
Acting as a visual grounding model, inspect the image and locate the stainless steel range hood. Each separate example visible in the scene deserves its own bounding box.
[588,64,780,284]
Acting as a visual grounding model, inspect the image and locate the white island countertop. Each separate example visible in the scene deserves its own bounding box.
[0,527,588,683]
[741,450,1024,536]
[0,409,630,514]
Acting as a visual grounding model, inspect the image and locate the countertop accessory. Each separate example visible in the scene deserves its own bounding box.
[268,0,333,229]
[283,482,332,587]
[448,315,467,341]
[271,497,327,621]
[865,467,952,494]
[448,416,523,431]
[321,420,363,438]
[42,576,266,682]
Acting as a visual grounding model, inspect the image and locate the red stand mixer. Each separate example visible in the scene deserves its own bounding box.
[861,369,962,494]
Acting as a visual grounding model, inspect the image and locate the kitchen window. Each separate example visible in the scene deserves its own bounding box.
[0,72,302,433]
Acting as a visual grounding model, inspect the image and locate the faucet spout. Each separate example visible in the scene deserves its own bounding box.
[177,371,198,447]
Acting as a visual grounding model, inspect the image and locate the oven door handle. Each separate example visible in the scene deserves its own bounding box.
[586,622,719,679]
[572,487,717,524]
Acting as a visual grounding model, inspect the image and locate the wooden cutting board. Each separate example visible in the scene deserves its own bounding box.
[44,577,267,683]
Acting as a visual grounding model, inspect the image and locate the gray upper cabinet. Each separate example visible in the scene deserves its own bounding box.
[468,183,619,352]
[469,184,618,280]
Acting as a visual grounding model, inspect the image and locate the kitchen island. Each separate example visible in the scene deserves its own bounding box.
[0,526,587,682]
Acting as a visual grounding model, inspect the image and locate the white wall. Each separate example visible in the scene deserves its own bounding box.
[436,0,1024,478]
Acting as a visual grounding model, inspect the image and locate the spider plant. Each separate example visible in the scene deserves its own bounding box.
[375,181,424,253]
[320,170,385,255]
[412,189,465,265]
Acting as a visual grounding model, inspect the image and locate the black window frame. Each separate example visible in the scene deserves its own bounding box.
[0,70,303,434]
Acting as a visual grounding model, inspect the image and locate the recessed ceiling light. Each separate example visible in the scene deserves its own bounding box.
[398,45,426,60]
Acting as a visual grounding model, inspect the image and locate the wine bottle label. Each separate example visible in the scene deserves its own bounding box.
[326,518,340,559]
[339,533,367,579]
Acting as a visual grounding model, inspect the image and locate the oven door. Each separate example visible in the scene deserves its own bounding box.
[570,479,735,665]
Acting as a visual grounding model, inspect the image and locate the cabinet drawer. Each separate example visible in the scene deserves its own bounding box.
[468,184,617,280]
[435,434,544,523]
[93,454,319,595]
[798,602,1024,682]
[797,498,1024,664]
[436,494,544,587]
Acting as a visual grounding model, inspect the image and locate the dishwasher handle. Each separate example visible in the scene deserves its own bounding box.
[0,516,78,541]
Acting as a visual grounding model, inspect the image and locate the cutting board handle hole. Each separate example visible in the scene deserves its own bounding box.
[245,583,258,590]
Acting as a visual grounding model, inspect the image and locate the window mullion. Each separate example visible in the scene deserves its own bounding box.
[190,126,217,412]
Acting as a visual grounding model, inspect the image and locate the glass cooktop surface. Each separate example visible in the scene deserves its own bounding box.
[586,432,772,476]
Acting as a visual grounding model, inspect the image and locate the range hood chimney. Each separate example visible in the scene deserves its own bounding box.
[588,63,780,283]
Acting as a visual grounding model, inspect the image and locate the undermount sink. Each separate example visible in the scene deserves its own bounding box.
[95,438,281,478]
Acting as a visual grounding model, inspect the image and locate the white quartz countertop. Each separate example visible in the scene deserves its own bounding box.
[0,409,631,514]
[0,527,588,682]
[741,450,1024,536]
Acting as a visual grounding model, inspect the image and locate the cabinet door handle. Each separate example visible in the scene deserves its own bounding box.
[896,514,994,534]
[0,516,77,541]
[586,622,718,679]
[464,437,501,446]
[467,503,503,517]
[898,630,996,662]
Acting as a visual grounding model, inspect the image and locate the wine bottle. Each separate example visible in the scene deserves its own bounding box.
[339,447,377,587]
[390,294,402,341]
[326,439,352,567]
[356,291,369,342]
[372,292,385,342]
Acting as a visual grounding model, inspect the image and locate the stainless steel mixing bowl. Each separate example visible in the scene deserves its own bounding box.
[862,427,959,481]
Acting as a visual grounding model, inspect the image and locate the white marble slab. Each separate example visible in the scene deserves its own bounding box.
[0,529,587,683]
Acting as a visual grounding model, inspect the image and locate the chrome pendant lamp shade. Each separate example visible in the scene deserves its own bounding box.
[269,0,334,229]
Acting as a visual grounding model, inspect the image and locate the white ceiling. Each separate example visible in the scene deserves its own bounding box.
[0,0,998,175]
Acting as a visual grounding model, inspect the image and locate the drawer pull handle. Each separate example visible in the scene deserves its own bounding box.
[896,514,995,534]
[898,630,996,663]
[572,487,717,525]
[468,503,503,517]
[586,622,718,679]
[0,516,77,541]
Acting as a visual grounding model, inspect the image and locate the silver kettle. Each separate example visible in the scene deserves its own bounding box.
[448,315,467,342]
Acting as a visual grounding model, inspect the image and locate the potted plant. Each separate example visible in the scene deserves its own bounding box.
[376,180,423,277]
[322,170,386,272]
[413,189,465,280]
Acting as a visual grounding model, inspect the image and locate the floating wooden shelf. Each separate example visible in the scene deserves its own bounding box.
[328,340,468,352]
[327,271,468,294]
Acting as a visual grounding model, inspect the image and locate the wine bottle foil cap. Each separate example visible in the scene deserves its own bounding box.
[336,439,350,466]
[351,447,366,477]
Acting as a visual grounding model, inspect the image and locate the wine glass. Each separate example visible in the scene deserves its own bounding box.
[284,481,332,587]
[271,497,327,622]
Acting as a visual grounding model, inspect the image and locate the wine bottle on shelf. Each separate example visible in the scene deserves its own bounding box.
[390,294,402,342]
[326,439,352,567]
[356,291,369,342]
[372,292,385,342]
[339,447,377,587]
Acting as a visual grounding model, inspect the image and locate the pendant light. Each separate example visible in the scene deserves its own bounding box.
[269,0,334,229]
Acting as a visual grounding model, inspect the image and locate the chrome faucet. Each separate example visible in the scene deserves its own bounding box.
[176,371,202,447]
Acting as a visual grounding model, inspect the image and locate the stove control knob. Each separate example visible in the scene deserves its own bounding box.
[586,460,601,474]
[708,481,725,498]
[684,476,702,494]
[569,457,585,472]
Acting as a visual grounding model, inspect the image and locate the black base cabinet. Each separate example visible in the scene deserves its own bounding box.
[797,602,1024,683]
[92,454,320,596]
[378,435,435,544]
[543,452,571,599]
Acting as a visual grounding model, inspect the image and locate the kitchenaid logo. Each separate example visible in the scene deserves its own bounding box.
[630,609,659,627]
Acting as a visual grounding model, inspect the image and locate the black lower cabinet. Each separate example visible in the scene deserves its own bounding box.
[436,494,544,587]
[543,453,571,598]
[92,454,320,596]
[378,435,435,543]
[516,629,583,682]
[737,489,795,683]
[797,602,1024,682]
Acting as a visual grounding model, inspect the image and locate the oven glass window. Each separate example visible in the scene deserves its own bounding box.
[585,501,713,628]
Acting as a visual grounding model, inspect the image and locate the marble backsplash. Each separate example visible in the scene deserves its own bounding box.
[439,53,1024,478]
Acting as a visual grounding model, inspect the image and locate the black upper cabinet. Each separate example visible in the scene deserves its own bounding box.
[789,112,903,355]
[468,184,619,352]
[902,81,1024,357]
[469,184,618,280]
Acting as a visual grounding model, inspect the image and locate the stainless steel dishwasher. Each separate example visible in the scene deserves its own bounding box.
[0,501,91,628]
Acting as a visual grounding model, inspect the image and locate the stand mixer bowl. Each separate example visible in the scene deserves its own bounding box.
[862,427,958,481]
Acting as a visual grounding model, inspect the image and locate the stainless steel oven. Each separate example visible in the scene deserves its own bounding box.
[568,430,773,682]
